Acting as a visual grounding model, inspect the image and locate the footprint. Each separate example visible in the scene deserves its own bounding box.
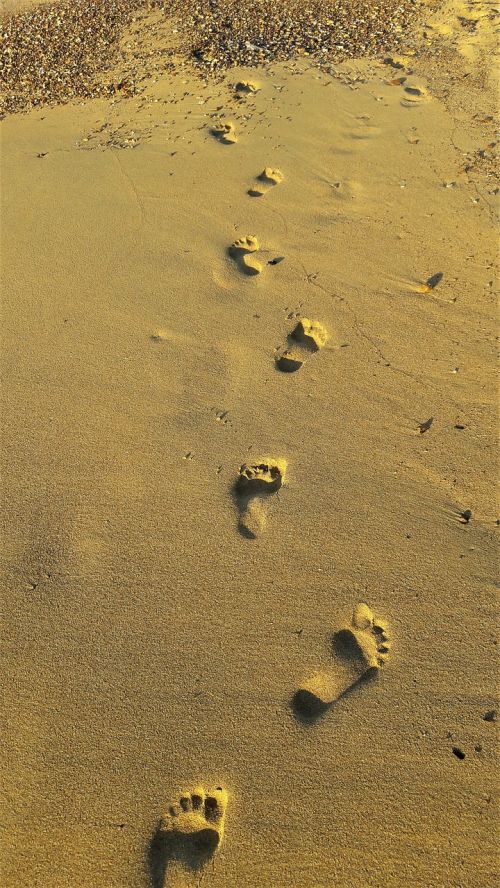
[276,318,328,373]
[150,786,228,887]
[293,603,391,717]
[248,167,284,197]
[212,120,237,144]
[349,122,381,141]
[234,458,287,538]
[400,80,430,107]
[228,235,262,276]
[235,79,260,95]
[343,118,381,146]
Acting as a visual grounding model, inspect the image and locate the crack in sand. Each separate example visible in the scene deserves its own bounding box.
[110,150,146,228]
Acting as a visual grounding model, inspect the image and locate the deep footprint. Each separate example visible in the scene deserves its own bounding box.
[294,603,391,717]
[248,167,284,197]
[228,235,262,276]
[276,318,328,372]
[234,458,287,538]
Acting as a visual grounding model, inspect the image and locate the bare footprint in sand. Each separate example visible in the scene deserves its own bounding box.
[228,235,262,276]
[212,120,237,144]
[150,786,228,887]
[400,80,430,107]
[234,79,260,95]
[248,167,284,197]
[276,318,328,373]
[234,458,287,538]
[294,603,391,717]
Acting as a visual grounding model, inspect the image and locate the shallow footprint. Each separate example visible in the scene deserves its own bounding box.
[212,120,237,144]
[234,458,287,538]
[150,786,228,887]
[228,235,262,276]
[276,318,328,373]
[248,167,284,197]
[294,603,391,717]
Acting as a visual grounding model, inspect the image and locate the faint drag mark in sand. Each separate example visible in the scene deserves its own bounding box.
[331,115,381,154]
[293,604,391,719]
[348,116,382,141]
[149,786,228,888]
[233,458,287,538]
[275,318,328,373]
[211,119,237,144]
[228,235,263,276]
[248,167,284,197]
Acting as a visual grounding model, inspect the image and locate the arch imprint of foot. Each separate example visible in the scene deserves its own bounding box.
[294,603,391,717]
[150,786,228,887]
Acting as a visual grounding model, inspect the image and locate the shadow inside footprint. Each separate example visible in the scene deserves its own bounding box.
[332,627,378,672]
[148,827,218,888]
[292,666,378,723]
[292,688,331,721]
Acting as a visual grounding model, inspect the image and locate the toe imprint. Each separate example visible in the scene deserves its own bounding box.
[230,235,259,255]
[237,459,286,494]
[212,121,237,144]
[160,785,228,848]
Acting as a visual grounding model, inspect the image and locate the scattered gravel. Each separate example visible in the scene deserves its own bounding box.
[1,0,423,117]
[0,1,142,115]
[166,0,421,70]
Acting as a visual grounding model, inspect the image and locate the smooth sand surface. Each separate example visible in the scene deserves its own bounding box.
[1,2,498,886]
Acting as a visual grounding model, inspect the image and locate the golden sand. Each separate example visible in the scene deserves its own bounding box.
[1,1,498,886]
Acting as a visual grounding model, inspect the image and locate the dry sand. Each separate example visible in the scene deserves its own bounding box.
[1,1,498,887]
